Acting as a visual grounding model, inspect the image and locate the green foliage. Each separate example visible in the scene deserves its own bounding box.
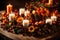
[14,28,20,34]
[5,24,12,29]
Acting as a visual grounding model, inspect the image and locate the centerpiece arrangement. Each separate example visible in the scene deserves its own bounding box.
[0,1,60,38]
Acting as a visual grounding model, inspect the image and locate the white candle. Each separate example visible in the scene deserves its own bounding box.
[32,10,36,14]
[46,18,52,24]
[7,4,13,14]
[51,16,57,21]
[19,8,25,15]
[25,10,30,16]
[9,12,15,21]
[23,20,29,27]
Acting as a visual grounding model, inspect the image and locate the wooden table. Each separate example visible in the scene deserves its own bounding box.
[0,28,55,40]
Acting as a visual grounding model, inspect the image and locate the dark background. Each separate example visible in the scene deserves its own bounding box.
[0,0,30,10]
[0,0,60,11]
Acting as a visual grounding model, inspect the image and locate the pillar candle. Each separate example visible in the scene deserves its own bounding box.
[23,20,29,27]
[25,10,30,16]
[46,18,52,24]
[19,8,25,15]
[51,16,57,21]
[9,12,15,21]
[7,4,13,14]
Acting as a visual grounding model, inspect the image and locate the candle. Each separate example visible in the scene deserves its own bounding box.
[48,0,53,5]
[19,8,25,15]
[9,12,15,21]
[23,20,29,27]
[51,16,57,21]
[7,4,13,14]
[25,10,30,16]
[46,18,52,25]
[32,10,36,14]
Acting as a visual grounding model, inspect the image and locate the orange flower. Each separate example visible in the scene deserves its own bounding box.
[17,17,23,23]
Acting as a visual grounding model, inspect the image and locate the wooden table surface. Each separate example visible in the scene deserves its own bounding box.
[0,28,55,40]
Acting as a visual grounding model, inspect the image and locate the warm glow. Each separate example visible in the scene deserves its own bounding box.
[51,16,57,21]
[48,0,53,5]
[25,10,30,16]
[19,8,25,15]
[45,0,53,6]
[23,20,29,27]
[46,18,52,24]
[9,13,15,21]
[7,4,13,14]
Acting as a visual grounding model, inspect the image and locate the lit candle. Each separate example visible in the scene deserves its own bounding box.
[48,0,53,5]
[23,20,29,27]
[19,8,25,15]
[32,10,36,14]
[25,10,30,16]
[46,18,52,24]
[51,16,57,21]
[7,4,13,14]
[9,12,15,21]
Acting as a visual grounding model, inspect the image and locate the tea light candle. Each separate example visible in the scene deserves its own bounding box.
[46,18,52,24]
[25,10,30,16]
[9,13,15,21]
[51,16,57,21]
[7,4,13,14]
[23,20,29,27]
[19,8,25,15]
